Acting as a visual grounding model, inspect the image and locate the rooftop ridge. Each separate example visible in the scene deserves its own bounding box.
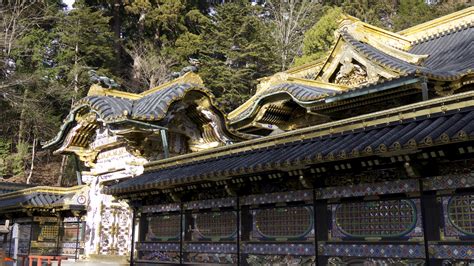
[140,72,204,96]
[410,20,472,45]
[398,6,474,43]
[0,185,87,200]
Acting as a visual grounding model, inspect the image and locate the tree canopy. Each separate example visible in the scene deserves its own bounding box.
[0,0,470,185]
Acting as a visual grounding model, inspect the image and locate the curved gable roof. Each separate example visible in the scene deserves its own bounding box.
[43,73,232,150]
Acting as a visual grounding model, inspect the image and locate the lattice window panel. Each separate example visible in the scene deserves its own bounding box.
[38,225,59,241]
[448,194,474,236]
[194,211,236,239]
[335,200,416,237]
[254,207,313,239]
[146,214,181,240]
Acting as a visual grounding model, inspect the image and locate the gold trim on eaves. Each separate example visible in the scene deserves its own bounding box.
[146,91,474,172]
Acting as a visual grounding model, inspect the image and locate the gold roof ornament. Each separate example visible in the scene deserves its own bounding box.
[398,6,474,42]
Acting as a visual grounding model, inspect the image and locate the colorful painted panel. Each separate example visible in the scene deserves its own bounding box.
[424,174,474,191]
[251,206,314,241]
[146,214,181,241]
[317,179,419,199]
[241,190,313,205]
[192,211,237,240]
[245,255,315,265]
[429,244,474,260]
[30,241,59,256]
[185,197,236,210]
[184,243,237,264]
[185,253,237,264]
[142,203,180,213]
[136,242,180,263]
[447,195,474,236]
[327,257,425,265]
[242,243,315,255]
[331,199,423,239]
[320,243,426,258]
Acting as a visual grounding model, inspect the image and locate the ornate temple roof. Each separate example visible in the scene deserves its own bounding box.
[227,7,474,127]
[0,185,88,213]
[105,91,474,195]
[43,72,251,163]
[0,182,35,195]
[74,78,215,122]
[44,7,473,175]
[43,72,225,149]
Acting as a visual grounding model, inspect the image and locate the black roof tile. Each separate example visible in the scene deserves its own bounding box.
[105,107,474,195]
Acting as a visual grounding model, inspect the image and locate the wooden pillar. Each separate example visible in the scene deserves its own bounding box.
[236,196,240,265]
[179,203,184,264]
[421,79,429,101]
[129,209,136,266]
[312,189,319,264]
[314,198,328,265]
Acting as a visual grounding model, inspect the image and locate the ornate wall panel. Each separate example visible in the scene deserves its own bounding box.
[142,203,180,213]
[240,190,312,205]
[327,257,425,265]
[30,217,61,256]
[145,214,181,241]
[251,206,314,241]
[242,243,315,265]
[429,244,474,260]
[137,204,182,264]
[184,243,237,264]
[442,195,474,238]
[98,204,131,256]
[424,174,474,191]
[317,179,419,199]
[136,242,180,263]
[191,211,237,241]
[183,197,238,265]
[184,197,236,210]
[320,243,426,258]
[330,199,423,240]
[242,192,316,265]
[60,217,85,258]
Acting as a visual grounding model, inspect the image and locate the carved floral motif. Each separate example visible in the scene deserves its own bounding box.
[334,58,369,86]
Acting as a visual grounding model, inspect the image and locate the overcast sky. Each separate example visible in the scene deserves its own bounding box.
[63,0,75,10]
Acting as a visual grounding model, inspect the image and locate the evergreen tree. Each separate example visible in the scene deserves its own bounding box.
[293,6,342,67]
[341,0,397,29]
[393,0,434,31]
[55,0,115,97]
[198,1,278,112]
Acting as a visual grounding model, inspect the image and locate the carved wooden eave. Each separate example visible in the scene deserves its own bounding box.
[43,73,253,167]
[104,90,474,195]
[227,73,348,134]
[0,185,89,213]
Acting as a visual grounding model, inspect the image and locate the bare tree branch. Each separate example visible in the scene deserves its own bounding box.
[125,42,176,91]
[267,0,321,71]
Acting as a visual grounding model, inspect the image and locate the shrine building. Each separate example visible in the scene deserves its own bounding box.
[3,6,472,266]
